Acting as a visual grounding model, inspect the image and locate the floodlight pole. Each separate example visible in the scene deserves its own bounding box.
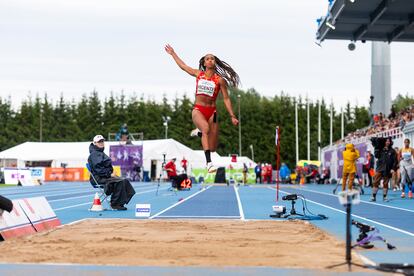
[238,94,242,157]
[341,108,344,140]
[275,126,280,201]
[330,102,333,146]
[249,144,254,162]
[295,101,299,164]
[318,100,321,161]
[162,116,171,139]
[39,108,43,142]
[307,97,310,160]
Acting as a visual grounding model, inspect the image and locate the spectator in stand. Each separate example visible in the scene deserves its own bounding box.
[262,163,272,184]
[341,103,414,145]
[318,167,330,184]
[362,150,375,187]
[392,147,401,191]
[305,166,319,184]
[373,114,380,124]
[261,164,267,183]
[181,157,188,174]
[399,113,407,130]
[266,163,273,183]
[279,163,291,183]
[254,162,262,183]
[242,163,248,184]
[388,105,397,120]
[295,166,303,184]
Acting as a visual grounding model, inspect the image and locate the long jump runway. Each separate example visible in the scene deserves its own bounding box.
[1,182,413,275]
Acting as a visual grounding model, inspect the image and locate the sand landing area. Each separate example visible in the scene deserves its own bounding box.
[0,219,369,272]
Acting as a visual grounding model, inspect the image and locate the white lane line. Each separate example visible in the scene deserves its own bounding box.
[155,215,241,218]
[355,252,377,267]
[54,187,167,211]
[284,186,414,214]
[233,185,245,220]
[149,186,212,219]
[54,202,91,211]
[2,183,156,196]
[269,187,414,237]
[49,194,92,202]
[64,218,88,226]
[5,184,159,200]
[50,185,166,202]
[2,186,92,197]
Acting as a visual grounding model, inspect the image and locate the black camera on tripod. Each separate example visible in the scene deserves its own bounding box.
[352,219,396,250]
[352,219,375,247]
[282,194,298,201]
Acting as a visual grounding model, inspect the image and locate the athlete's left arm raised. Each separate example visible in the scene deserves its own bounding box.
[220,78,239,126]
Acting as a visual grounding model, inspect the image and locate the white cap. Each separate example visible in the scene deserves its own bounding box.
[93,135,105,143]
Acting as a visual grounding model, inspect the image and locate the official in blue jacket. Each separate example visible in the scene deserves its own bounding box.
[88,135,136,210]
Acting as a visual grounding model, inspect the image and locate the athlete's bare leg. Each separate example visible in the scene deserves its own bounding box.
[208,113,219,152]
[192,109,210,150]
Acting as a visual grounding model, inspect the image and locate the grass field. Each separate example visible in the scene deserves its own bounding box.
[0,184,17,188]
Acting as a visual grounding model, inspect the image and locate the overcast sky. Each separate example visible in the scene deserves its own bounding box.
[0,0,413,109]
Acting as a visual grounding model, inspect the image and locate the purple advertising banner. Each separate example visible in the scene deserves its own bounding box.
[337,146,345,178]
[109,145,143,181]
[354,143,367,178]
[323,150,333,169]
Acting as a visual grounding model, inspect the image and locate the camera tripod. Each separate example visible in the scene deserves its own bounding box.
[327,201,365,271]
[282,199,305,218]
[156,154,176,196]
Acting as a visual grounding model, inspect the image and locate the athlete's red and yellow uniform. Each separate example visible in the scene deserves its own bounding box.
[193,71,221,120]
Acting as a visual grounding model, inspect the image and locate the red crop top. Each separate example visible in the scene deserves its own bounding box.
[195,71,220,100]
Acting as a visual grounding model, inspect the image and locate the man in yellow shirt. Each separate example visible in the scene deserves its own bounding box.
[342,144,360,191]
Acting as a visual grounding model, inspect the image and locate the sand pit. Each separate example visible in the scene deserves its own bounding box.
[0,219,367,272]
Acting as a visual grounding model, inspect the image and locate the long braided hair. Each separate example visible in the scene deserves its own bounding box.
[199,55,240,88]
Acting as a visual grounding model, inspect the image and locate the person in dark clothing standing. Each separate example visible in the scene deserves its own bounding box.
[88,135,136,210]
[370,137,398,202]
[362,150,375,187]
[254,162,262,183]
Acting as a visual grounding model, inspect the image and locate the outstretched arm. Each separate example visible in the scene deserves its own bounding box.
[220,78,239,126]
[165,44,199,77]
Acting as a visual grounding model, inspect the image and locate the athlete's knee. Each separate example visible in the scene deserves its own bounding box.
[201,126,210,135]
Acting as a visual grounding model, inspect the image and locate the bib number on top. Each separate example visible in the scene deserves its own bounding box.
[197,79,216,97]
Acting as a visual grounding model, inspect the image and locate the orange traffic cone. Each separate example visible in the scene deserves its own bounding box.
[90,192,103,212]
[300,176,305,185]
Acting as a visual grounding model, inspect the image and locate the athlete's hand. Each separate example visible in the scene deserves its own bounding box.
[164,44,175,55]
[231,116,239,126]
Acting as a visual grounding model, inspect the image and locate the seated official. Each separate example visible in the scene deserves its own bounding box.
[164,158,178,188]
[88,135,136,210]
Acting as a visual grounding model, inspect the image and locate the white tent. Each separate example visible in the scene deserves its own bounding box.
[0,139,209,177]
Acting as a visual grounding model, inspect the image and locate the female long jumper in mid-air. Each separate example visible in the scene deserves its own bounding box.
[165,44,240,173]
